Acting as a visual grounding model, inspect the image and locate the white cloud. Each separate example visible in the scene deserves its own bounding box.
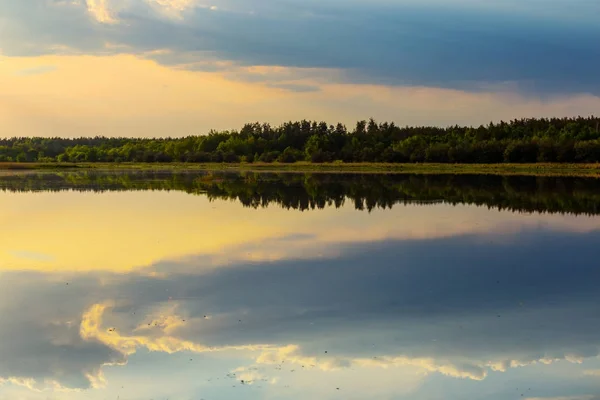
[148,0,199,18]
[1,0,598,98]
[86,0,117,23]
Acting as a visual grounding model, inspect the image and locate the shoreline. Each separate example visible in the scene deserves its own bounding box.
[2,162,600,177]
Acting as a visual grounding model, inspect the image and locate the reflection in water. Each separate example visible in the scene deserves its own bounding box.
[1,172,600,400]
[2,170,600,214]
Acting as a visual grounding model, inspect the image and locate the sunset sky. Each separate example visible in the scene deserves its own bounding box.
[1,0,599,137]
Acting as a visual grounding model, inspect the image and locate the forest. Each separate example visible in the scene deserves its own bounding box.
[1,116,600,164]
[3,171,600,215]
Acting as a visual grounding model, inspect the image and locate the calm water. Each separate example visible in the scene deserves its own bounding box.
[1,171,600,400]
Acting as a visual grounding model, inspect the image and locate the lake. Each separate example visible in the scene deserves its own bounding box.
[1,171,600,400]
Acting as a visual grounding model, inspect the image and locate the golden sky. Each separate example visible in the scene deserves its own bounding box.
[1,0,600,137]
[1,53,600,138]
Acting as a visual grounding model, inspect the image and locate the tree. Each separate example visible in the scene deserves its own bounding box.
[2,116,600,165]
[279,147,303,163]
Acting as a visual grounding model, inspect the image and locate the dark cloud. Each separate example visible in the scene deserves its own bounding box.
[1,1,599,95]
[0,273,126,389]
[126,229,600,363]
[3,227,600,389]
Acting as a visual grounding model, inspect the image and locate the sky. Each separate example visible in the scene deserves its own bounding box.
[0,0,599,137]
[2,186,600,399]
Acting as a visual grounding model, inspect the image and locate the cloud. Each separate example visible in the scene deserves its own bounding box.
[85,0,117,23]
[148,0,199,18]
[1,0,599,95]
[2,52,600,138]
[13,66,57,76]
[144,2,600,95]
[266,83,321,93]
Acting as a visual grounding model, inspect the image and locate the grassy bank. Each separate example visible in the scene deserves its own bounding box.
[2,161,600,177]
[0,162,79,170]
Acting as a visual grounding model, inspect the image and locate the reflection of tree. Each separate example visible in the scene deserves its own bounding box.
[2,171,600,215]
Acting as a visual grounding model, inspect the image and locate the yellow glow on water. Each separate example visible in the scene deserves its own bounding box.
[0,190,306,272]
[1,190,599,273]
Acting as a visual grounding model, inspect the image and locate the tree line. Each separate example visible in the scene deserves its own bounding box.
[3,171,600,215]
[2,116,600,164]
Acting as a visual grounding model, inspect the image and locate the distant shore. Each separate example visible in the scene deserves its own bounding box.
[3,161,600,177]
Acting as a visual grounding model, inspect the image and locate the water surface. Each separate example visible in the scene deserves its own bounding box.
[1,171,599,400]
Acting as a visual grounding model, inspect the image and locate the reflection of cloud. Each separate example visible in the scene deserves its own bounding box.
[4,190,600,274]
[231,366,267,385]
[0,378,38,392]
[254,345,487,380]
[81,303,208,355]
[2,228,600,392]
[584,370,600,377]
[133,303,186,334]
[79,303,277,356]
[113,229,600,380]
[0,315,126,390]
[9,251,55,262]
